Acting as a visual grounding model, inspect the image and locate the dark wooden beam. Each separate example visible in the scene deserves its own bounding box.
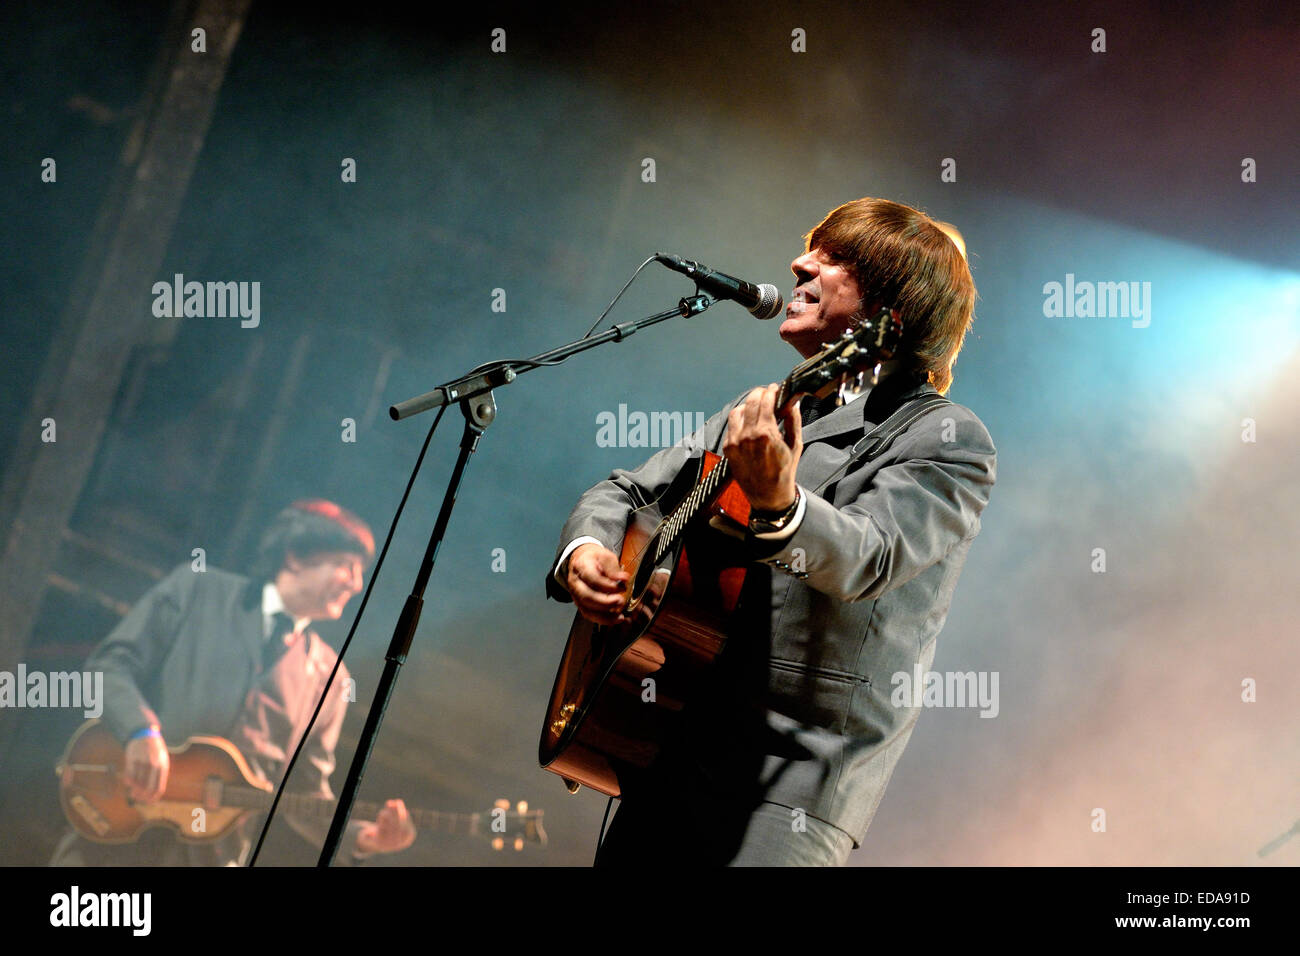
[0,0,253,704]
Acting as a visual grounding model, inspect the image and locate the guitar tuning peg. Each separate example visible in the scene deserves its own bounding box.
[514,837,524,852]
[491,837,505,851]
[515,800,528,814]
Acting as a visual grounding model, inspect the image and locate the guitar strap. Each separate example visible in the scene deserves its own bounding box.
[810,394,953,495]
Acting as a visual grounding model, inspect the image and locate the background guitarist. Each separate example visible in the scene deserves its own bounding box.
[50,499,417,866]
[546,198,997,866]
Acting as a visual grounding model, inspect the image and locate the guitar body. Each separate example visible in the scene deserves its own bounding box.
[539,450,754,796]
[539,307,903,797]
[538,314,904,801]
[57,719,263,844]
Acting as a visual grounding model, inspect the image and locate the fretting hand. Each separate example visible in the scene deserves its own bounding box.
[356,798,416,854]
[722,384,803,512]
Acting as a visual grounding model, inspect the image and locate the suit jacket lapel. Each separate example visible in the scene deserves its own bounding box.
[799,374,933,445]
[798,390,869,444]
[792,375,935,494]
[237,582,266,667]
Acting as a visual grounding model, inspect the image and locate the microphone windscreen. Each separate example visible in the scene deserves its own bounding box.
[752,284,783,319]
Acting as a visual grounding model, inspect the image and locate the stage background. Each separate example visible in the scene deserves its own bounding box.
[1,0,1296,866]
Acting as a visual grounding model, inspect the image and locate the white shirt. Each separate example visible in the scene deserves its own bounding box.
[261,582,312,643]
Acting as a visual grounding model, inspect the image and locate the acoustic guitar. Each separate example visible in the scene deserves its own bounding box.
[539,308,903,796]
[58,719,546,851]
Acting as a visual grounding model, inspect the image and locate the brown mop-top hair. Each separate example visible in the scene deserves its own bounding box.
[806,197,976,395]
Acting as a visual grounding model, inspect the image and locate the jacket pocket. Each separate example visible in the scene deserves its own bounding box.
[768,657,870,685]
[765,659,866,732]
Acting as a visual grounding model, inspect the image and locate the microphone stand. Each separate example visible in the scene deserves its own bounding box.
[1258,817,1300,857]
[317,291,716,865]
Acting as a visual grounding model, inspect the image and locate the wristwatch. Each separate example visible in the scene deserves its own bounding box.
[747,488,801,535]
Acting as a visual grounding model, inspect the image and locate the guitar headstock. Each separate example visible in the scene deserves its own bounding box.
[785,306,904,405]
[487,798,547,852]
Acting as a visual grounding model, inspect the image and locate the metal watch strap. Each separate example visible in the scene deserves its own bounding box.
[748,487,801,532]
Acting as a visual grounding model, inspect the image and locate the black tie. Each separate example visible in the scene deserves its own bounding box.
[799,392,840,426]
[263,612,296,672]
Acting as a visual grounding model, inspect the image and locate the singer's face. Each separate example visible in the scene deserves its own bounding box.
[277,550,365,621]
[780,248,866,358]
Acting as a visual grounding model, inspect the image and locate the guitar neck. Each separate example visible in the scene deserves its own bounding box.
[223,787,505,835]
[651,299,905,561]
[651,374,807,562]
[653,454,732,564]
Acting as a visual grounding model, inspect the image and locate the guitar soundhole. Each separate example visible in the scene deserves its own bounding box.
[629,535,673,616]
[631,547,660,604]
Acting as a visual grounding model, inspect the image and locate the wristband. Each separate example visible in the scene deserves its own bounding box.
[128,726,162,742]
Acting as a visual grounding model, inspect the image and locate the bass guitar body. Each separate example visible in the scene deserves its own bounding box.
[539,449,754,797]
[57,720,549,849]
[57,720,261,844]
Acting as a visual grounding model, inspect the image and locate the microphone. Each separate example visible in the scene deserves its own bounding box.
[654,253,783,319]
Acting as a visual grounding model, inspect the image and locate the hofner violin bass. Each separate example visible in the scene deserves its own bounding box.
[58,719,547,851]
[539,308,903,796]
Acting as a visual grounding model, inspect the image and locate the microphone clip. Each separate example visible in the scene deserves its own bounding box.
[678,292,715,318]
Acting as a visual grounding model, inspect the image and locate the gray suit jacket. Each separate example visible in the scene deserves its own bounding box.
[546,372,996,844]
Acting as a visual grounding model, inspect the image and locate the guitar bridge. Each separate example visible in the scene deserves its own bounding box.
[68,794,112,836]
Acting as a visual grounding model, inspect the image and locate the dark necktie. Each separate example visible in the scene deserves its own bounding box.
[263,612,296,673]
[799,392,841,426]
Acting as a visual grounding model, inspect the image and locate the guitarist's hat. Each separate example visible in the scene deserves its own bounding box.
[251,499,375,583]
